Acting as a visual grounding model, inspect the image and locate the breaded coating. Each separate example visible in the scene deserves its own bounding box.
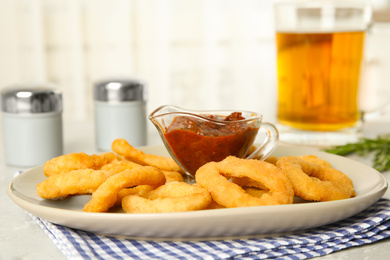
[37,169,110,199]
[112,139,183,173]
[276,156,356,202]
[43,152,120,176]
[122,182,212,213]
[83,166,166,213]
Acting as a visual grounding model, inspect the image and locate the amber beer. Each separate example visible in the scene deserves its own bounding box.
[276,30,366,131]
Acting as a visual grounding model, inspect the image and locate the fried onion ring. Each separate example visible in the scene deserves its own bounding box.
[100,160,142,173]
[37,169,110,199]
[101,160,183,183]
[114,185,155,207]
[83,166,166,212]
[111,139,183,173]
[43,152,120,176]
[264,156,279,165]
[243,187,269,198]
[276,156,356,202]
[122,182,211,213]
[231,177,269,191]
[161,170,184,183]
[37,159,147,199]
[205,200,226,210]
[298,155,332,168]
[195,156,294,207]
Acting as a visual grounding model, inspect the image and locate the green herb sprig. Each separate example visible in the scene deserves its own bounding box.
[324,134,390,173]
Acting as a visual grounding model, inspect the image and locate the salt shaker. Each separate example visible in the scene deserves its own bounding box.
[1,85,63,167]
[93,78,147,151]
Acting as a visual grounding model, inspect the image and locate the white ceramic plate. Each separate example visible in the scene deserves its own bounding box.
[8,145,388,239]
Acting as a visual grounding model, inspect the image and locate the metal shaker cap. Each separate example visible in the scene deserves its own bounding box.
[93,78,146,102]
[1,84,63,114]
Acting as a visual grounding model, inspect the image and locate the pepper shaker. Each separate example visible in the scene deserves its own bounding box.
[1,85,63,167]
[93,78,147,151]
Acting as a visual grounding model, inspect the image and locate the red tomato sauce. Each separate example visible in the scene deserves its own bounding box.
[164,112,259,176]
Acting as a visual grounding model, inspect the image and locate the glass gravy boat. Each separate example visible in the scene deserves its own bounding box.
[149,105,279,177]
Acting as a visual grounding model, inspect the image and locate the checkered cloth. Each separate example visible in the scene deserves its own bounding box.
[29,198,390,260]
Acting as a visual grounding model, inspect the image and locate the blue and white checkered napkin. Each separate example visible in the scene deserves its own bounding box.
[30,199,390,260]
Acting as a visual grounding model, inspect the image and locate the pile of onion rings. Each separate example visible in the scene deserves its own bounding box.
[37,139,356,214]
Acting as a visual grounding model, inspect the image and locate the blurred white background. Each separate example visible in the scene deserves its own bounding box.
[0,0,389,125]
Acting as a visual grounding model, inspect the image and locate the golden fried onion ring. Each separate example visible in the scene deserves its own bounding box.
[114,185,155,207]
[244,187,269,198]
[122,182,212,213]
[43,152,119,177]
[102,160,184,183]
[196,156,294,208]
[37,160,142,199]
[38,160,183,201]
[161,170,184,183]
[37,169,110,199]
[298,155,332,168]
[83,166,166,212]
[112,139,183,173]
[276,156,356,202]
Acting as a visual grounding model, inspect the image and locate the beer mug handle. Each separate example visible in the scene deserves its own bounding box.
[246,122,279,160]
[362,103,390,121]
[361,22,390,121]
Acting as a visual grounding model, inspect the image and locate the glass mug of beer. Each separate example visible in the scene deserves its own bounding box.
[274,0,382,146]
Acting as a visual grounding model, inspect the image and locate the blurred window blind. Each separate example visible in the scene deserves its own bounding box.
[9,1,389,122]
[0,0,277,122]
